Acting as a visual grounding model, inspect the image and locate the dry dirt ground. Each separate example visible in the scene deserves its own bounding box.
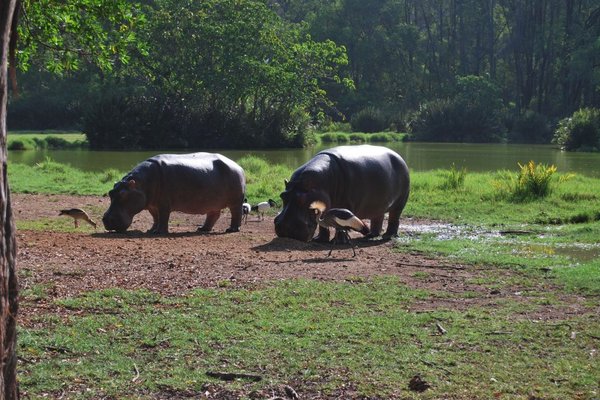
[14,193,590,323]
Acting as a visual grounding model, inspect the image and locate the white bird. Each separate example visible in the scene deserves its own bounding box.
[59,208,97,229]
[251,199,278,220]
[309,200,369,257]
[242,198,251,224]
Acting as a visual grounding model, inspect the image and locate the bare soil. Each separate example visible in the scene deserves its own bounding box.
[14,194,591,323]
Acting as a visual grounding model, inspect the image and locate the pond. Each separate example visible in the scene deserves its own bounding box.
[8,142,600,177]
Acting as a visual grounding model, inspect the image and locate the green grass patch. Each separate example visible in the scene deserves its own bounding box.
[19,280,599,399]
[8,131,87,150]
[316,131,405,144]
[407,170,600,226]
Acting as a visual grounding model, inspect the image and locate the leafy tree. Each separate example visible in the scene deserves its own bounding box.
[1,1,143,397]
[96,0,351,148]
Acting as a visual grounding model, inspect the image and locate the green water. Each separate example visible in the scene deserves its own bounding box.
[8,142,600,177]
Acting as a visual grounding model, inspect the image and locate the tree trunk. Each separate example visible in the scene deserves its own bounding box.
[0,0,18,398]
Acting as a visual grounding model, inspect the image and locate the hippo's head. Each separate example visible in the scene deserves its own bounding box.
[102,179,146,233]
[274,181,330,241]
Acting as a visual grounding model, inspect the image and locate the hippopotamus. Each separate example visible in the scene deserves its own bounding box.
[274,145,410,242]
[103,153,245,234]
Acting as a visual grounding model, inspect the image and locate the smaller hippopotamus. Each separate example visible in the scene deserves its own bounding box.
[102,153,245,234]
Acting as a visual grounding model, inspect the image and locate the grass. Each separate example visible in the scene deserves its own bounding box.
[11,158,600,398]
[8,130,87,150]
[18,279,599,399]
[317,131,405,144]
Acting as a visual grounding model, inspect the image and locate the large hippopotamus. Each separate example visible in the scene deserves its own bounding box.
[103,153,245,234]
[274,145,409,242]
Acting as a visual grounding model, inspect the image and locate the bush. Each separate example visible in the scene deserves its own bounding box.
[408,76,505,142]
[439,164,467,190]
[350,107,387,133]
[553,108,600,151]
[7,140,27,150]
[348,132,368,142]
[508,110,553,144]
[495,161,557,202]
[83,94,313,150]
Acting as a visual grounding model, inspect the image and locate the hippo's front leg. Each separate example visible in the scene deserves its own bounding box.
[198,211,220,232]
[313,226,331,243]
[366,215,384,238]
[148,206,171,234]
[147,207,160,233]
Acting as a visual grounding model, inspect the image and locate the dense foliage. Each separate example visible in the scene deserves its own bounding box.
[553,108,600,151]
[8,0,600,148]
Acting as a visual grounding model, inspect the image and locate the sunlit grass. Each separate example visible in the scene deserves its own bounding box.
[8,131,87,150]
[19,279,599,399]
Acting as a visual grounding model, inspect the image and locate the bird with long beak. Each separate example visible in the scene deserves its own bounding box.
[59,208,97,229]
[309,200,369,257]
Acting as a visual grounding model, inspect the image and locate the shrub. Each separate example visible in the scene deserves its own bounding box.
[508,110,553,144]
[369,132,401,142]
[83,95,312,150]
[495,161,557,201]
[320,133,339,143]
[439,164,467,190]
[553,108,600,151]
[348,132,368,142]
[7,140,26,150]
[408,76,505,142]
[350,107,387,133]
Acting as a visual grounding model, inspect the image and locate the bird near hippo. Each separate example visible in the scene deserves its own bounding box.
[252,199,278,221]
[274,145,410,242]
[102,152,246,234]
[59,208,97,229]
[309,200,369,257]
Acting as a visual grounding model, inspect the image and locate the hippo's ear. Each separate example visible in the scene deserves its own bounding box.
[127,179,136,189]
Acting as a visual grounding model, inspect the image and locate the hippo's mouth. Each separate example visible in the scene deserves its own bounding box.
[102,216,130,233]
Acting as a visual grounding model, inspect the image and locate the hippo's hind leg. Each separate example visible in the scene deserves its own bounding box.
[226,204,242,233]
[383,194,409,240]
[198,211,220,232]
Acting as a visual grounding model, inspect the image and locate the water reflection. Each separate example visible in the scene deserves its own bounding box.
[9,142,600,177]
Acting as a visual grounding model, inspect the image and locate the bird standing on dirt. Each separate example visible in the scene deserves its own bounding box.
[251,199,278,221]
[242,198,251,224]
[59,208,97,229]
[309,200,369,257]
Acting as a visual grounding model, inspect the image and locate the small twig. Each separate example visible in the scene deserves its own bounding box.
[436,323,447,335]
[132,363,140,383]
[420,359,453,376]
[206,371,262,382]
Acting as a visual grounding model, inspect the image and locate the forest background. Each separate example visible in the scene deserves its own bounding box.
[9,0,600,150]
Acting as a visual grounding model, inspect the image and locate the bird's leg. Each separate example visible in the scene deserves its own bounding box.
[334,229,349,244]
[344,230,357,257]
[74,219,78,228]
[327,231,338,257]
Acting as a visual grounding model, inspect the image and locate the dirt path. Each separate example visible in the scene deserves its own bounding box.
[14,193,590,322]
